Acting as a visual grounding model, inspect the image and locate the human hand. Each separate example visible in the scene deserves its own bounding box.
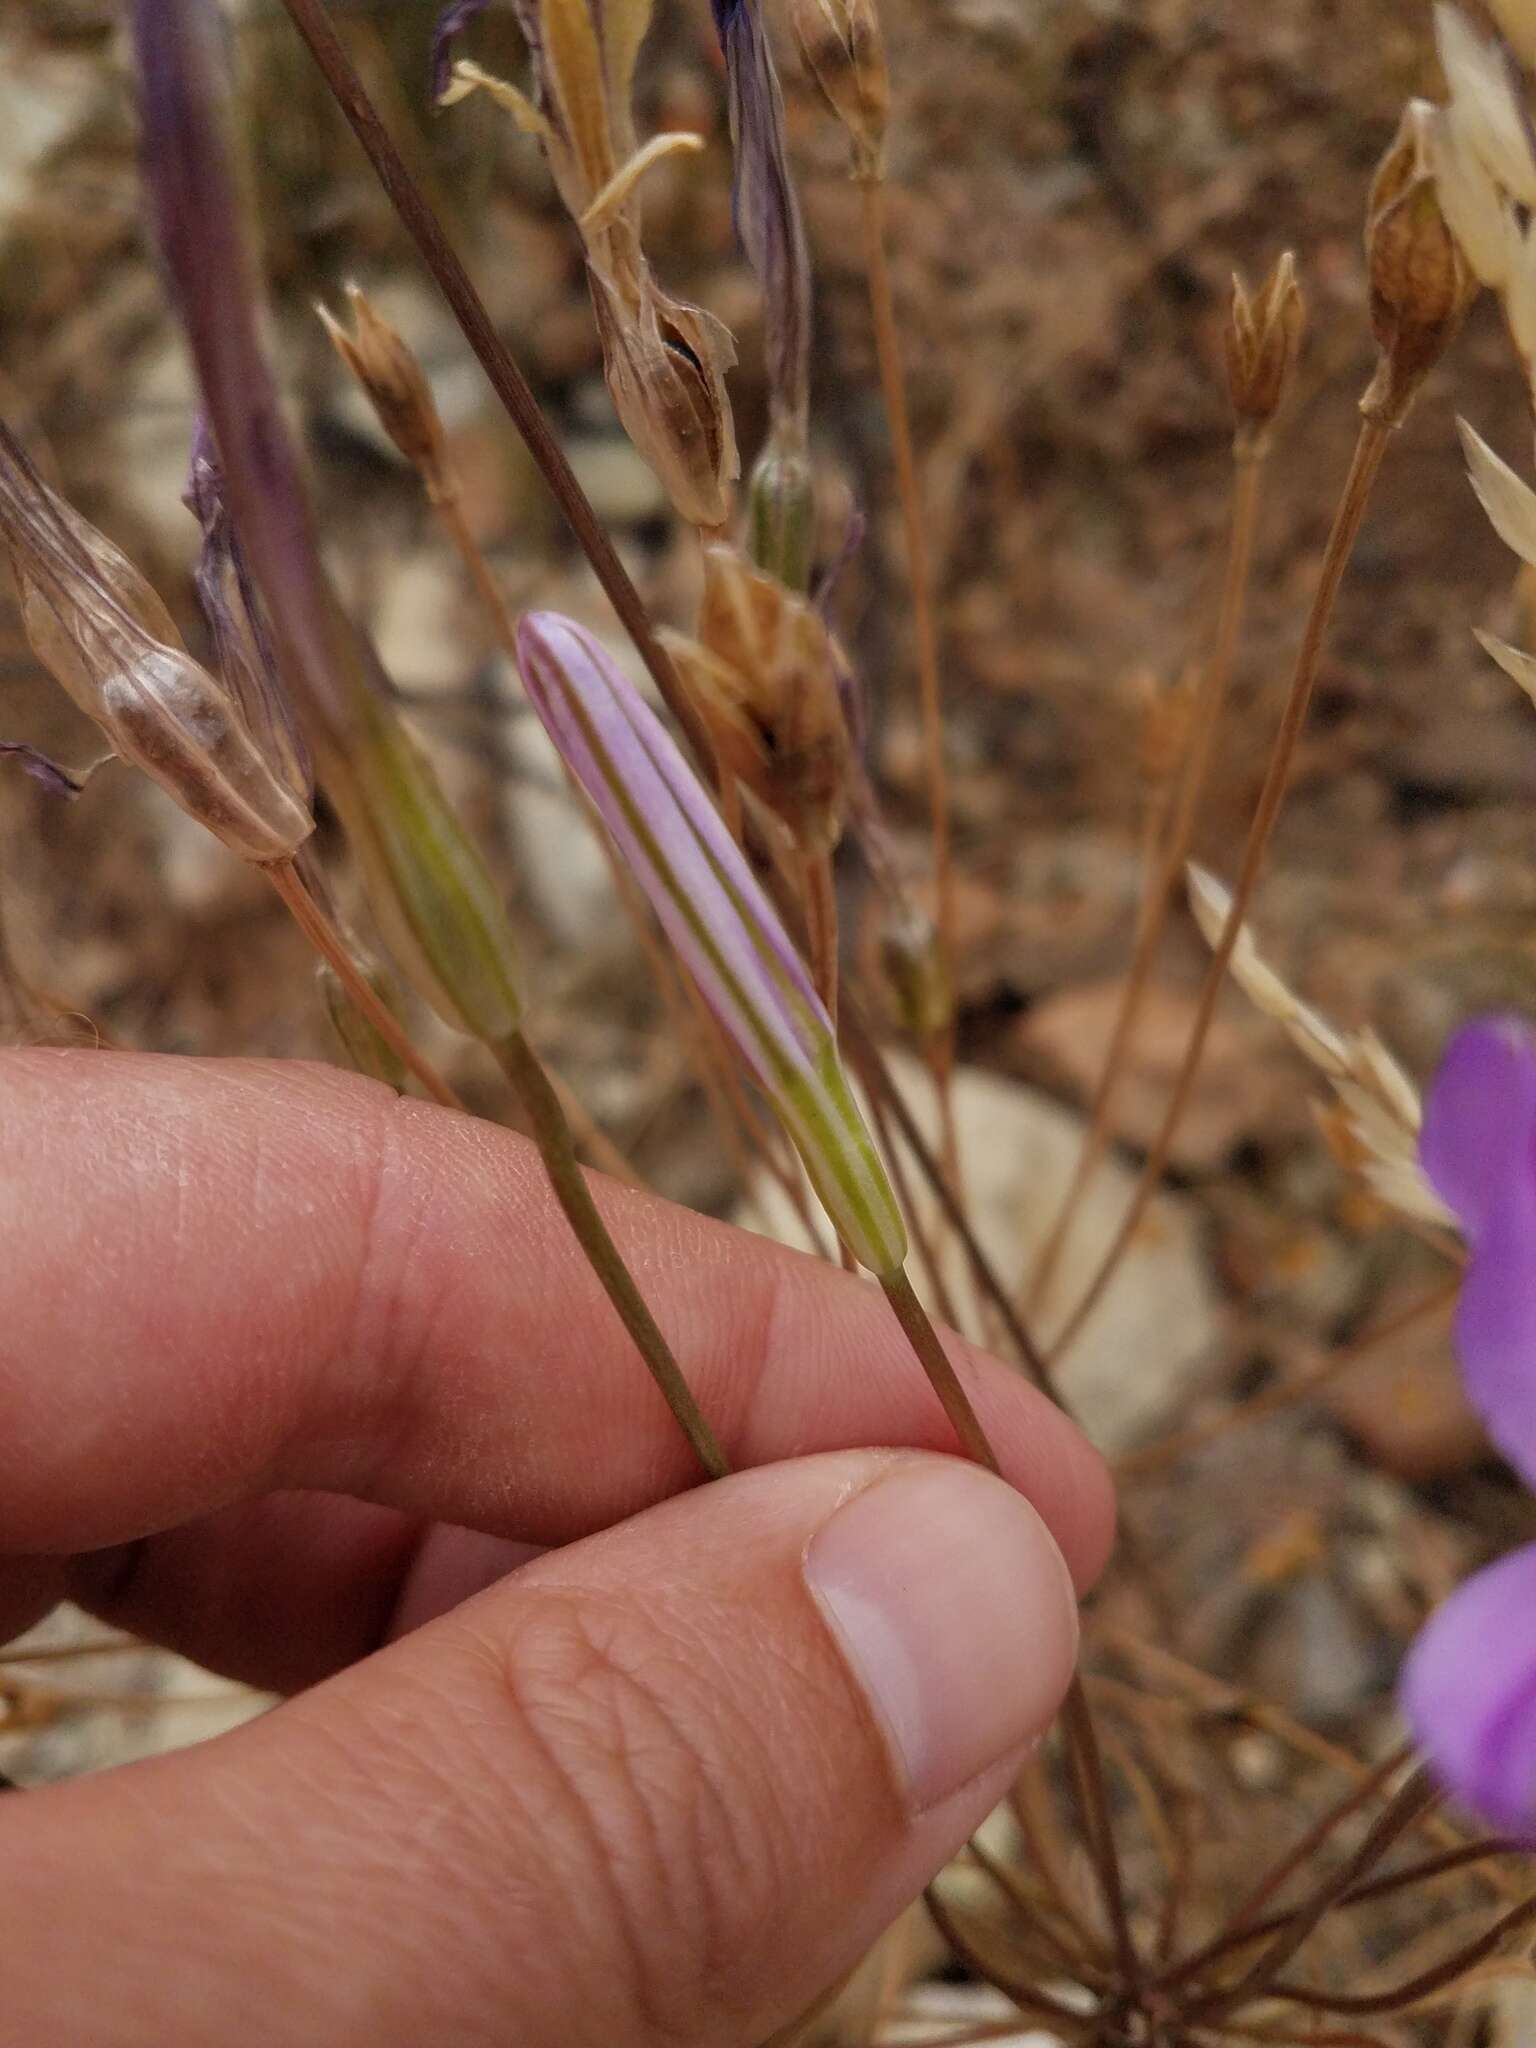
[0,1049,1112,2047]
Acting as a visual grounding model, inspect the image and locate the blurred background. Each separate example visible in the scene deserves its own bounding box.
[3,2,1535,2025]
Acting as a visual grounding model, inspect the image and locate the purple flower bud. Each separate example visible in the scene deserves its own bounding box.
[516,610,906,1273]
[1420,1016,1536,1484]
[1401,1543,1536,1838]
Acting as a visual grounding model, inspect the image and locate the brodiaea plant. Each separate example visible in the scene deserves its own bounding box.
[1,0,1535,2039]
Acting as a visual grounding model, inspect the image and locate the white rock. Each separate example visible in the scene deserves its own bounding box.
[741,1053,1218,1453]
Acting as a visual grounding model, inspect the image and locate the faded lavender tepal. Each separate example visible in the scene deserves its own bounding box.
[1401,1017,1536,1837]
[516,611,906,1275]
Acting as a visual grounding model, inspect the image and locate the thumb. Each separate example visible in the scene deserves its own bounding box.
[0,1451,1079,2048]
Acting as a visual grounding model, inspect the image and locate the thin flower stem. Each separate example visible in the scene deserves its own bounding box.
[878,1265,996,1470]
[1263,1890,1536,2018]
[1025,446,1266,1317]
[965,1834,1106,1984]
[1046,415,1393,1369]
[865,1085,968,1333]
[1187,1766,1438,2024]
[857,176,961,1196]
[494,1028,729,1480]
[276,0,712,767]
[263,854,463,1109]
[1157,1743,1412,1994]
[1114,1282,1459,1482]
[921,1881,1097,2027]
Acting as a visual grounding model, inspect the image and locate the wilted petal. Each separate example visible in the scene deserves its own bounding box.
[713,0,812,433]
[516,610,906,1273]
[1401,1542,1536,1838]
[1422,1017,1536,1484]
[430,0,492,104]
[0,740,92,799]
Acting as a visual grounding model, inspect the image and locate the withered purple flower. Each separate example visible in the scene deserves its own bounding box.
[1399,1016,1536,1837]
[0,741,91,800]
[430,0,492,106]
[712,0,813,440]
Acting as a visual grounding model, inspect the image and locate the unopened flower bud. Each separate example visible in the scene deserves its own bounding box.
[518,609,907,1275]
[789,0,889,179]
[318,285,453,501]
[748,435,816,591]
[660,543,851,851]
[1225,251,1304,451]
[880,901,952,1045]
[1363,101,1480,426]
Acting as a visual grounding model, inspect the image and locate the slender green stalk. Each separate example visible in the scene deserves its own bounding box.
[265,854,464,1110]
[879,1265,997,1470]
[1046,415,1393,1368]
[495,1029,729,1481]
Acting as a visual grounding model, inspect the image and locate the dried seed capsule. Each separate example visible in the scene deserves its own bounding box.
[591,279,741,530]
[1363,100,1480,425]
[789,0,889,179]
[319,285,453,502]
[660,542,851,851]
[1224,251,1304,452]
[0,420,312,863]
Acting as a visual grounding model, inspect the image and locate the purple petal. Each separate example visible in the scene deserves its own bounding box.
[1421,1016,1536,1241]
[1420,1017,1536,1483]
[430,0,492,104]
[1402,1543,1536,1839]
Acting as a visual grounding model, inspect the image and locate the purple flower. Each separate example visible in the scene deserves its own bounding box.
[516,610,906,1274]
[1402,1545,1536,1836]
[1400,1016,1536,1837]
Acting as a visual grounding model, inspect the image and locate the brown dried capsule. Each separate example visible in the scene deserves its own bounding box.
[319,285,453,502]
[659,543,850,850]
[789,0,890,179]
[1225,251,1304,452]
[1363,100,1480,425]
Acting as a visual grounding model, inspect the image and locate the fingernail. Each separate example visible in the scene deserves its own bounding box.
[804,1459,1079,1813]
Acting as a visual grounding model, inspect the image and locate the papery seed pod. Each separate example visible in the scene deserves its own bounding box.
[318,285,454,501]
[789,0,889,179]
[1363,100,1480,425]
[748,435,816,592]
[660,542,851,851]
[879,900,952,1045]
[517,610,907,1274]
[0,420,312,864]
[590,277,740,529]
[1224,251,1304,449]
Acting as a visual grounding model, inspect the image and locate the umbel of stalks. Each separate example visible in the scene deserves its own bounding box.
[659,543,852,853]
[0,418,313,865]
[1225,250,1304,454]
[789,0,890,180]
[1363,99,1479,426]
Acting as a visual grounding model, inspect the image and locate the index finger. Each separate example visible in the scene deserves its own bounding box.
[0,1049,1113,1584]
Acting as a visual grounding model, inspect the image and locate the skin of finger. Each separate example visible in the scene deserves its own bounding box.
[0,1049,1113,1584]
[0,1451,1078,2048]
